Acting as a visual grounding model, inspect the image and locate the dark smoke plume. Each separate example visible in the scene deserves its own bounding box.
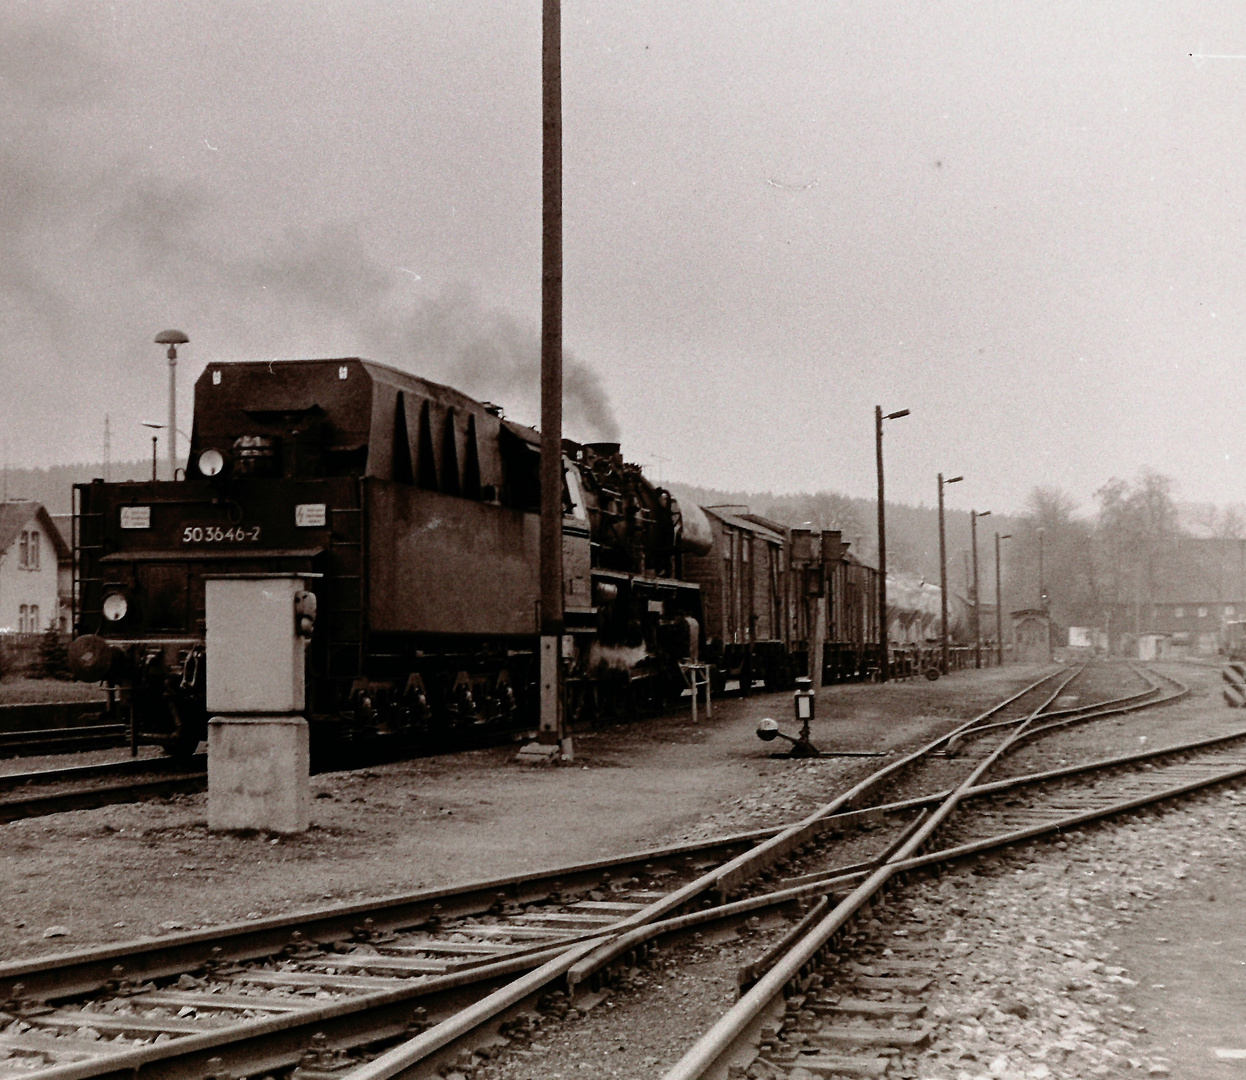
[366,281,620,442]
[217,228,620,442]
[0,12,620,459]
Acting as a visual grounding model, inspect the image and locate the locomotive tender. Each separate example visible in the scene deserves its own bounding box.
[69,357,711,753]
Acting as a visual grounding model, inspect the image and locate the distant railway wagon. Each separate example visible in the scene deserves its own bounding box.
[678,511,885,692]
[786,527,881,683]
[682,507,793,692]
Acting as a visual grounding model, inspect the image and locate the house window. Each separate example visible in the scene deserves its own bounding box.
[18,605,28,633]
[30,605,39,632]
[1228,606,1237,617]
[1173,607,1184,618]
[1198,606,1208,618]
[17,530,39,569]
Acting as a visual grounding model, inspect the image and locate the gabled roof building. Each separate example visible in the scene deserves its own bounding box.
[0,501,70,634]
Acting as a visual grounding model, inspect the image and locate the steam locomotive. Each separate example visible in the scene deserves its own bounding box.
[68,358,715,754]
[68,355,895,754]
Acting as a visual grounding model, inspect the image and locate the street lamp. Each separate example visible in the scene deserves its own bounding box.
[971,510,990,668]
[154,330,189,482]
[995,532,1011,666]
[875,405,910,683]
[140,421,191,482]
[938,473,963,673]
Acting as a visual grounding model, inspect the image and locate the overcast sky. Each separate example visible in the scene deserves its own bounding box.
[3,1,1246,516]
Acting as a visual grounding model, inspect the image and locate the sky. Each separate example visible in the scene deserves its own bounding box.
[3,1,1246,517]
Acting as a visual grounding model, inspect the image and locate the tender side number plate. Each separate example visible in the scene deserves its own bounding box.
[295,503,327,527]
[120,506,151,529]
[182,525,262,544]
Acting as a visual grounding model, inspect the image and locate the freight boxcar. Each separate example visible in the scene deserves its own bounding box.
[681,506,794,693]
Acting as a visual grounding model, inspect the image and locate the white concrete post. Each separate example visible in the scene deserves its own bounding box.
[205,574,316,833]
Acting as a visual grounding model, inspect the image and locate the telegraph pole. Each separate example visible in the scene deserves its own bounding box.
[1037,527,1047,611]
[971,509,989,668]
[995,531,1011,666]
[538,0,565,748]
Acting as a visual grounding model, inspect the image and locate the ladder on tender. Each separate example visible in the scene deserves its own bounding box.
[325,501,366,686]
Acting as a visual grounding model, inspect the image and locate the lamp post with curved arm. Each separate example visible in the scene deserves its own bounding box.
[972,509,990,668]
[996,532,1011,665]
[875,405,909,683]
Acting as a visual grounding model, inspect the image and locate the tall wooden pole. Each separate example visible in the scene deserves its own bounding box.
[995,531,1006,666]
[971,510,988,667]
[1037,528,1046,611]
[873,406,909,683]
[538,0,564,745]
[938,475,949,673]
[875,407,887,683]
[971,511,980,668]
[937,472,962,672]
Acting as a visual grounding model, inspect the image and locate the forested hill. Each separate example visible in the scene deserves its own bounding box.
[11,461,1240,638]
[1,462,150,515]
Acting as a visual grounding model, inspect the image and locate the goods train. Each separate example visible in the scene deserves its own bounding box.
[67,357,883,754]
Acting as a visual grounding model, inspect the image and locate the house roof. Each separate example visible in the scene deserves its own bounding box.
[0,502,71,563]
[49,514,72,555]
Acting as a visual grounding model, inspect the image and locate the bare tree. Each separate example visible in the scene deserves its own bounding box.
[1095,470,1181,616]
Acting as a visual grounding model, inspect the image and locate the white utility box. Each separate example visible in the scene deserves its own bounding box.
[206,574,309,714]
[204,573,317,834]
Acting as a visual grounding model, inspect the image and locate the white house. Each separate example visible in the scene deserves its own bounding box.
[0,502,69,634]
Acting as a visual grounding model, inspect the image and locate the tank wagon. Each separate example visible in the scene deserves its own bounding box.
[69,358,709,753]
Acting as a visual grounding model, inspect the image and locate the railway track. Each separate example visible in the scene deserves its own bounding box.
[0,757,206,823]
[0,825,793,1079]
[1,662,1227,1080]
[0,701,119,759]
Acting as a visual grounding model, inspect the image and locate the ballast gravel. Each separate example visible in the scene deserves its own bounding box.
[476,783,1245,1080]
[472,662,1246,1080]
[4,661,1245,1079]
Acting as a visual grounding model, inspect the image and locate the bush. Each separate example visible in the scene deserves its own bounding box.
[35,627,70,680]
